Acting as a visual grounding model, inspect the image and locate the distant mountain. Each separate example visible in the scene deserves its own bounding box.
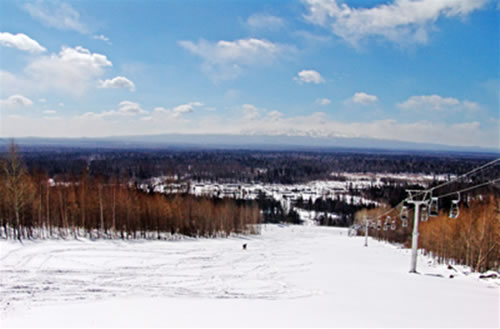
[0,133,498,155]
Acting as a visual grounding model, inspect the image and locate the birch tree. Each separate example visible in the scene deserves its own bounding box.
[2,142,34,240]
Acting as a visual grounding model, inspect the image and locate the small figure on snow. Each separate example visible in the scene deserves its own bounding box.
[242,243,247,250]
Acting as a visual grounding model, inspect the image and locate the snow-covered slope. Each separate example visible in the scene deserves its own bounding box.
[1,225,498,328]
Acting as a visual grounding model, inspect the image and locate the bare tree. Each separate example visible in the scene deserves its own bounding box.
[2,141,34,240]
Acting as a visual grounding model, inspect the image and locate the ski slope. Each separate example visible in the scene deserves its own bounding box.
[1,225,498,328]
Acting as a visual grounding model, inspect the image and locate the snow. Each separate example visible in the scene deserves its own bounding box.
[146,179,381,207]
[1,225,498,328]
[336,172,456,185]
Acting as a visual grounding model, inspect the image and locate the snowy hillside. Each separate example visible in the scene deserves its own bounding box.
[1,225,498,328]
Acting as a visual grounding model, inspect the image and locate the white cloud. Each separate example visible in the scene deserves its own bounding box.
[316,98,332,106]
[462,100,480,112]
[293,30,332,44]
[180,38,282,64]
[117,101,145,115]
[2,45,112,96]
[99,76,135,91]
[294,70,324,84]
[25,46,112,95]
[267,110,284,121]
[0,32,46,53]
[397,94,477,111]
[2,106,497,148]
[303,0,488,46]
[154,102,203,119]
[241,104,284,122]
[173,102,203,115]
[351,92,378,105]
[93,34,110,43]
[0,94,33,109]
[153,107,169,114]
[247,14,285,30]
[236,116,495,148]
[43,109,56,114]
[242,104,261,120]
[0,71,31,95]
[81,101,145,118]
[24,2,87,34]
[179,38,292,80]
[43,116,62,120]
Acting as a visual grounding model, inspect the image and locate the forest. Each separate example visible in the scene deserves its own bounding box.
[1,141,499,273]
[355,195,499,272]
[0,144,261,240]
[294,196,376,226]
[12,145,499,184]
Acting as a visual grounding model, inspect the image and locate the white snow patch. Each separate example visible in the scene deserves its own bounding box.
[0,225,498,327]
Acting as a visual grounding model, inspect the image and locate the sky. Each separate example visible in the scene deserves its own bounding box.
[0,0,498,148]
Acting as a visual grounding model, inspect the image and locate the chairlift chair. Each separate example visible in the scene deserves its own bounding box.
[400,204,410,228]
[449,193,460,219]
[383,217,391,231]
[429,197,439,217]
[420,203,429,222]
[400,205,409,222]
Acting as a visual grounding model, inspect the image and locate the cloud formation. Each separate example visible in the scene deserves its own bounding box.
[316,98,332,106]
[351,92,378,105]
[82,101,145,118]
[303,0,488,45]
[154,102,203,118]
[24,1,88,34]
[179,38,292,80]
[25,46,112,95]
[267,110,284,121]
[93,34,110,43]
[99,76,135,91]
[398,94,479,111]
[240,104,286,123]
[2,104,497,148]
[242,104,261,120]
[117,101,145,115]
[0,32,46,53]
[0,94,33,108]
[247,14,285,30]
[294,70,324,84]
[172,102,203,116]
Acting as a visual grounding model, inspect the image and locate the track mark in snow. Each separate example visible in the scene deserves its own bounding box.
[0,228,316,311]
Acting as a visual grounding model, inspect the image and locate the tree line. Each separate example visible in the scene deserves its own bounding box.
[295,196,376,227]
[355,195,499,272]
[0,144,261,240]
[13,145,498,185]
[255,193,302,224]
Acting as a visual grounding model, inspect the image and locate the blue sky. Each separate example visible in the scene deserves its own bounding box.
[0,0,498,148]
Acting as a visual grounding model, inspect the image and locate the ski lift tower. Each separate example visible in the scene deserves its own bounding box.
[405,189,430,274]
[364,215,369,247]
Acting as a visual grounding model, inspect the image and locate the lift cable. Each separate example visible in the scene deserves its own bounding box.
[367,159,499,222]
[359,160,500,273]
[427,158,500,193]
[369,200,405,221]
[433,177,500,199]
